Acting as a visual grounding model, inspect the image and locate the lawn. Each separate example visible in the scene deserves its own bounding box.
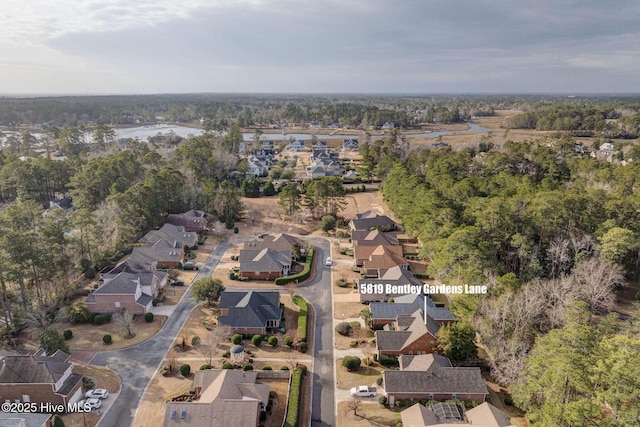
[335,359,383,390]
[337,401,401,427]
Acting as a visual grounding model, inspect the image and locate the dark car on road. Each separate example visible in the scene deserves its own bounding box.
[171,280,184,286]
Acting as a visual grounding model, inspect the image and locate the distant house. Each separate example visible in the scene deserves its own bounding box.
[101,258,159,276]
[599,142,615,156]
[400,401,514,427]
[431,141,449,149]
[130,239,183,268]
[375,310,440,357]
[359,266,424,303]
[343,138,359,151]
[306,158,344,179]
[86,271,159,314]
[384,354,488,406]
[382,122,395,130]
[0,349,84,408]
[342,170,358,183]
[166,210,208,232]
[218,291,282,334]
[163,370,271,427]
[289,139,306,151]
[261,140,275,151]
[139,223,198,249]
[349,211,397,232]
[369,294,455,326]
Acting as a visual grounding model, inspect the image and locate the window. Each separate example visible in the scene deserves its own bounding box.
[115,301,121,308]
[429,393,434,399]
[22,395,30,403]
[451,393,457,399]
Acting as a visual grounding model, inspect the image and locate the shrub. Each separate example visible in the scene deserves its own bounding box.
[199,364,213,370]
[103,334,112,344]
[342,356,361,371]
[284,336,293,347]
[335,279,347,287]
[222,351,231,358]
[300,342,308,353]
[376,377,383,386]
[379,354,398,366]
[83,377,94,389]
[222,362,234,369]
[63,329,73,340]
[103,313,112,323]
[268,336,278,347]
[284,367,305,427]
[275,247,314,285]
[180,364,191,377]
[261,365,272,370]
[93,315,104,325]
[349,321,361,328]
[504,396,513,406]
[292,295,308,342]
[378,396,387,405]
[191,336,201,346]
[66,303,92,324]
[232,334,242,345]
[243,364,254,371]
[52,415,65,427]
[335,322,353,336]
[252,335,262,347]
[280,366,290,370]
[144,312,154,323]
[233,227,239,234]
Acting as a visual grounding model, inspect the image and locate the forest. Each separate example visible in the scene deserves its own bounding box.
[372,131,640,425]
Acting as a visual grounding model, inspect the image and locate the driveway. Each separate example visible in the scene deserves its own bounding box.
[92,238,235,427]
[296,237,335,427]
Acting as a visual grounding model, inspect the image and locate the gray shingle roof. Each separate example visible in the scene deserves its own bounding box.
[384,355,487,395]
[239,248,290,273]
[95,272,141,294]
[370,295,455,322]
[139,223,198,248]
[136,294,153,307]
[219,291,282,329]
[0,351,71,384]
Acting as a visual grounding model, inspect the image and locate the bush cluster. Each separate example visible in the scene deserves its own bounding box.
[284,367,306,427]
[275,247,314,285]
[335,322,353,336]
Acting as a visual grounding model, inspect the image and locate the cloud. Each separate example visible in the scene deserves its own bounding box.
[1,0,639,93]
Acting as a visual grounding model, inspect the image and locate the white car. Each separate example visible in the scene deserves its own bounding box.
[85,389,109,399]
[77,398,102,410]
[325,257,332,266]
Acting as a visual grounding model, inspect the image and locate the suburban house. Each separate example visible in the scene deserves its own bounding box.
[260,140,275,151]
[163,370,270,427]
[351,229,399,265]
[238,248,291,280]
[139,223,199,249]
[248,158,268,177]
[349,211,397,232]
[359,266,423,303]
[362,245,408,276]
[306,158,344,179]
[244,233,308,254]
[0,412,51,427]
[343,138,359,151]
[102,258,161,276]
[599,142,615,156]
[166,210,208,232]
[342,170,358,183]
[289,139,306,151]
[0,349,84,408]
[369,294,455,327]
[86,271,158,314]
[400,401,514,427]
[384,353,488,406]
[218,291,282,334]
[130,239,183,268]
[375,310,440,357]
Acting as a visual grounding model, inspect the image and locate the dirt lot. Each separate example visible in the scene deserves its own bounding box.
[337,401,401,427]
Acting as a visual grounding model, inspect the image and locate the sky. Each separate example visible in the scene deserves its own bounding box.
[1,0,639,95]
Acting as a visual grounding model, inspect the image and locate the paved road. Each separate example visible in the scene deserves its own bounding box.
[296,238,335,427]
[93,238,235,427]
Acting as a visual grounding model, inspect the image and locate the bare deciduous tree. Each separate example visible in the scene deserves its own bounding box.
[572,256,623,314]
[348,398,362,418]
[114,309,135,338]
[200,325,231,366]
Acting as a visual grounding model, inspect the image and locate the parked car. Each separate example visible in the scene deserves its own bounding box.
[325,257,332,266]
[85,389,109,399]
[350,386,377,397]
[170,280,185,286]
[78,398,102,409]
[183,261,199,270]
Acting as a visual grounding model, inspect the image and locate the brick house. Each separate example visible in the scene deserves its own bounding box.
[384,354,488,406]
[375,310,440,357]
[358,266,423,303]
[130,239,183,268]
[218,291,282,335]
[0,349,84,409]
[401,401,515,426]
[351,230,400,266]
[139,223,199,249]
[349,211,397,232]
[239,233,307,279]
[86,271,159,314]
[362,245,408,276]
[166,210,208,232]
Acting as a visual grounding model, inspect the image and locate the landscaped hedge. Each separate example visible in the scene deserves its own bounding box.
[292,295,308,342]
[284,367,306,427]
[275,247,315,285]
